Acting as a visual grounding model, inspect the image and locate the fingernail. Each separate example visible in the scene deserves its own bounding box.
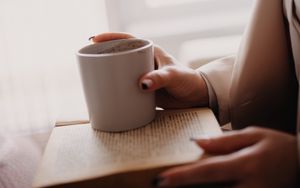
[190,136,211,144]
[190,135,210,141]
[141,79,153,90]
[88,36,95,41]
[151,176,165,187]
[190,137,198,141]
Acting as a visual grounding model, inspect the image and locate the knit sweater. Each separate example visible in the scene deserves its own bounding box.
[0,135,41,188]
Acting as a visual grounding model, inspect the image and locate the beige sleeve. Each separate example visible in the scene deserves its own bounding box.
[197,0,298,129]
[229,0,298,131]
[197,56,235,125]
[284,0,300,164]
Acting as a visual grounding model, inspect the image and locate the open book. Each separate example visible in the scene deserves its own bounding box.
[33,108,222,188]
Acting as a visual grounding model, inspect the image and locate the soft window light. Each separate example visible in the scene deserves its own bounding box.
[145,0,206,7]
[0,0,108,134]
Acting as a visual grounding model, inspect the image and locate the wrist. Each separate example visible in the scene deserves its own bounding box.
[178,70,209,107]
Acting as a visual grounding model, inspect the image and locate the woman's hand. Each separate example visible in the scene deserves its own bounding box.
[154,127,299,188]
[91,33,209,109]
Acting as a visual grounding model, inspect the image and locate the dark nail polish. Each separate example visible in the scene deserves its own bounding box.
[88,36,95,41]
[152,176,164,187]
[142,83,149,90]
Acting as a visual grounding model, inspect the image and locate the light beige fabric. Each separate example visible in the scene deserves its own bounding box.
[198,0,300,159]
[284,0,300,164]
[230,0,298,132]
[0,135,41,188]
[199,56,235,124]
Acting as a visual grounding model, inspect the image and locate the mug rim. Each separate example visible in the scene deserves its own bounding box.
[77,38,153,58]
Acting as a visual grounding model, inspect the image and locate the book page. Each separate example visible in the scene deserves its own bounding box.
[33,108,221,187]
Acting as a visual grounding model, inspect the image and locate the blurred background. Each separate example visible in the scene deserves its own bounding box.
[0,0,253,135]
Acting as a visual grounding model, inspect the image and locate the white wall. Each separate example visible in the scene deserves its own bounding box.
[0,0,108,134]
[105,0,254,70]
[106,0,253,60]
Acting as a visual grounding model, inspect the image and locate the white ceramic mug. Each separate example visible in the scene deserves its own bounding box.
[77,39,156,132]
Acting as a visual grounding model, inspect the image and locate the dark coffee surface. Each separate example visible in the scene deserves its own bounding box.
[98,40,146,54]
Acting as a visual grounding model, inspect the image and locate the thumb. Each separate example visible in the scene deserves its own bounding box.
[192,127,264,154]
[139,69,172,91]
